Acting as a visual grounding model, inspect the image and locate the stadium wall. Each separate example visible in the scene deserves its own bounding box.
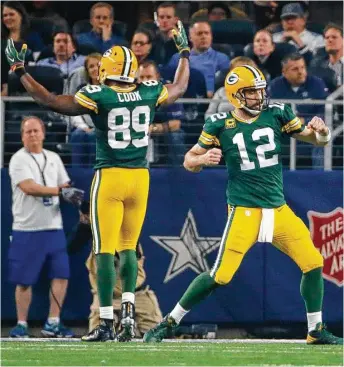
[1,168,343,324]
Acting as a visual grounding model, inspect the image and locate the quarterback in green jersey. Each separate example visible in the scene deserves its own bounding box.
[5,20,190,342]
[144,65,342,345]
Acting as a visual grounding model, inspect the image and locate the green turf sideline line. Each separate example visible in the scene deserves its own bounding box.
[0,338,306,343]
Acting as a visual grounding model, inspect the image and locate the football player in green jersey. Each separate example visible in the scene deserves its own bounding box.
[5,20,190,342]
[144,65,343,345]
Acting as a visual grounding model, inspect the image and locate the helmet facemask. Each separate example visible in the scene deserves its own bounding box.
[235,87,269,116]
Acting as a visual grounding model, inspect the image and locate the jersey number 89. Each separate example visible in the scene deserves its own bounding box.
[108,106,150,149]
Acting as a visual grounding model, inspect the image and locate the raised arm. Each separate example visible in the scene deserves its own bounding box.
[161,21,190,105]
[5,40,89,116]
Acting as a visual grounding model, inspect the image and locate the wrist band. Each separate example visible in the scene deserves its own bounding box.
[13,65,26,77]
[315,130,331,143]
[180,49,190,59]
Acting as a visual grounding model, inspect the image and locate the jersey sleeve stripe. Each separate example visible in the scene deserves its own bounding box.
[75,93,98,113]
[156,86,168,105]
[281,117,302,133]
[201,131,214,140]
[199,135,213,146]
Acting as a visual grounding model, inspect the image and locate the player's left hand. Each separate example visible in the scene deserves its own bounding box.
[307,116,329,136]
[5,39,27,71]
[171,20,190,54]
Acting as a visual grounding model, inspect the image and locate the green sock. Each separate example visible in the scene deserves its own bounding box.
[119,250,138,293]
[179,272,219,310]
[96,253,115,307]
[300,267,324,313]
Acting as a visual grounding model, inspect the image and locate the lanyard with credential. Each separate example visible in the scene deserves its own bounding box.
[28,151,48,185]
[28,151,52,206]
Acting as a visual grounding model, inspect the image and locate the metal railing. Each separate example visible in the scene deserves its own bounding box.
[1,91,343,169]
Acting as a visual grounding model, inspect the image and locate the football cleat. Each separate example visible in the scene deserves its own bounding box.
[143,314,178,343]
[9,323,29,338]
[81,319,115,342]
[307,323,343,345]
[41,322,74,338]
[117,302,135,342]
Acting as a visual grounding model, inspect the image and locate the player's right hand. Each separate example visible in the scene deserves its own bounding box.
[5,39,27,71]
[202,148,222,166]
[171,20,190,54]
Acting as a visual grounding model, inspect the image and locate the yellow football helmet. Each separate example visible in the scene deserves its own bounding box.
[98,46,138,84]
[224,65,269,116]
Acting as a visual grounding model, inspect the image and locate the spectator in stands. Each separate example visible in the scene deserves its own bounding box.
[37,31,85,79]
[28,0,69,31]
[152,2,179,66]
[311,23,343,87]
[67,201,163,336]
[1,48,10,96]
[248,29,296,81]
[131,28,155,64]
[207,2,231,21]
[272,3,324,58]
[8,116,84,338]
[138,60,186,166]
[191,2,249,21]
[1,1,45,53]
[269,53,328,168]
[69,53,102,167]
[1,1,42,95]
[76,2,127,54]
[205,56,257,119]
[167,21,229,98]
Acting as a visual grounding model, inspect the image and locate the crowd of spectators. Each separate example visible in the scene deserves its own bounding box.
[2,1,343,168]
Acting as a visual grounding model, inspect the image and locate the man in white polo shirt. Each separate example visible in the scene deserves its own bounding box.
[8,116,84,338]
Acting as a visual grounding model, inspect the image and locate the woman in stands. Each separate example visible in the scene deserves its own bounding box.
[131,28,155,64]
[1,1,44,95]
[2,1,45,53]
[68,53,102,167]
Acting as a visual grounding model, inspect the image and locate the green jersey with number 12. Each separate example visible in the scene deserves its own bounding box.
[198,104,305,208]
[75,81,168,169]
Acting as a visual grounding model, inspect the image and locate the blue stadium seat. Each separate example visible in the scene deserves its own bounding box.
[308,65,337,93]
[215,69,229,92]
[8,65,64,96]
[72,19,128,38]
[29,17,59,45]
[212,43,234,58]
[210,20,256,45]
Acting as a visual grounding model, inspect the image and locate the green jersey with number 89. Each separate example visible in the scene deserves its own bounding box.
[75,81,168,169]
[198,104,305,208]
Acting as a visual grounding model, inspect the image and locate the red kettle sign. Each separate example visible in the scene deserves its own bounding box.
[308,208,344,287]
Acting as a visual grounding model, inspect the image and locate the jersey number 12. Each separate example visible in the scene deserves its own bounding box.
[232,127,278,170]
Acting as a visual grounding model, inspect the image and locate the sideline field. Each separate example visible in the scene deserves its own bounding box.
[1,338,343,366]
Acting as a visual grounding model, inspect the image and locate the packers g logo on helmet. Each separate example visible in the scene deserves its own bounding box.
[224,65,269,116]
[226,73,239,85]
[98,46,138,84]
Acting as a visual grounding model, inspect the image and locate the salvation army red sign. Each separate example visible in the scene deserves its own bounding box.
[308,208,344,287]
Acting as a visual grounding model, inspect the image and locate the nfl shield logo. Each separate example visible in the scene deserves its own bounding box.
[307,208,344,287]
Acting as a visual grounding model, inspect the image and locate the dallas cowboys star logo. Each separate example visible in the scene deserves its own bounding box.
[150,210,222,283]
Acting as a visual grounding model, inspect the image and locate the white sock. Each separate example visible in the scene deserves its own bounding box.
[99,306,113,320]
[48,317,60,325]
[170,303,189,324]
[17,320,28,327]
[307,311,322,332]
[122,292,135,305]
